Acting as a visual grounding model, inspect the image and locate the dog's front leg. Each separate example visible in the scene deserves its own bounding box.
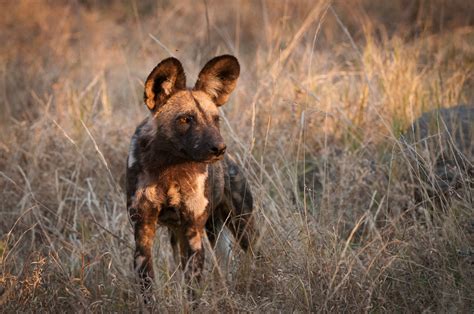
[132,207,158,302]
[179,226,205,300]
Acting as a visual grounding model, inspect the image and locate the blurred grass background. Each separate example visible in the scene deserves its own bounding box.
[0,0,473,312]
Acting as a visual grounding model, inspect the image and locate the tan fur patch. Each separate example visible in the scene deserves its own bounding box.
[144,80,156,110]
[200,76,222,100]
[136,223,156,248]
[188,232,202,251]
[191,90,220,117]
[184,170,209,219]
[167,183,181,207]
[132,173,164,209]
[144,185,160,203]
[162,80,173,95]
[133,186,158,206]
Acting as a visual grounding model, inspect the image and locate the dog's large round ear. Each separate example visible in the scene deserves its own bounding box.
[144,58,186,111]
[194,55,240,106]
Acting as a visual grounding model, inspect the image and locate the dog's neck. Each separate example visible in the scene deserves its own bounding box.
[147,144,208,176]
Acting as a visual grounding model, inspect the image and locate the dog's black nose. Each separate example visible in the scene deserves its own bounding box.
[210,143,226,156]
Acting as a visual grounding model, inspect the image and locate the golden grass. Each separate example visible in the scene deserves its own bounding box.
[0,0,473,312]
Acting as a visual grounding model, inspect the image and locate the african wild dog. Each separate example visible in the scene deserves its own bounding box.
[126,55,257,301]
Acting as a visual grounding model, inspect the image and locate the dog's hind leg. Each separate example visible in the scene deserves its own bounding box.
[223,157,258,255]
[205,209,224,248]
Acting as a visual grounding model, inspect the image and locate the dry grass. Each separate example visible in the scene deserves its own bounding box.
[0,0,473,312]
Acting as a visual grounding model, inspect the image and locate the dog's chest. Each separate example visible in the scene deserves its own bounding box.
[142,164,209,227]
[166,170,209,219]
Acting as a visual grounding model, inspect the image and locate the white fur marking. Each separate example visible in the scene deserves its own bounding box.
[185,172,208,219]
[128,135,138,168]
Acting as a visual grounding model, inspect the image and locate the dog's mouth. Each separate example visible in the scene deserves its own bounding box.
[179,149,224,163]
[194,153,225,164]
[202,154,225,163]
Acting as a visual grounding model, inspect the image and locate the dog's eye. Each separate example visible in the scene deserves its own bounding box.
[178,115,194,124]
[213,116,220,124]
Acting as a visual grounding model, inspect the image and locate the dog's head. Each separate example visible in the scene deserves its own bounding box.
[143,55,240,163]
